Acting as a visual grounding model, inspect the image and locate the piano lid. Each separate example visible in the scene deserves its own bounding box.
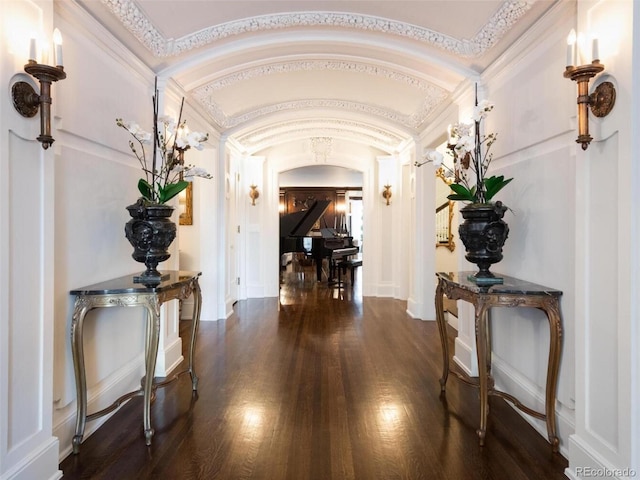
[280,200,331,237]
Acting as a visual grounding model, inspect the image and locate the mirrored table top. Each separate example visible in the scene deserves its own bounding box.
[70,271,201,296]
[436,272,562,296]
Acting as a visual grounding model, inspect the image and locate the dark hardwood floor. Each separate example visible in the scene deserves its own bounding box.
[60,264,568,479]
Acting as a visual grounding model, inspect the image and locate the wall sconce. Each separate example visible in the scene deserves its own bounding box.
[11,29,67,150]
[249,184,260,206]
[563,29,616,150]
[382,185,392,206]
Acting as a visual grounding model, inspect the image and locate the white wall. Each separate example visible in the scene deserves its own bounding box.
[2,1,62,478]
[566,1,638,478]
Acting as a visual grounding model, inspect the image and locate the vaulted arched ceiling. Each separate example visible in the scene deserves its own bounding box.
[74,0,558,154]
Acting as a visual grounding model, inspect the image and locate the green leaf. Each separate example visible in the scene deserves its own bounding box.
[158,180,189,203]
[137,179,153,201]
[447,183,475,202]
[484,175,513,202]
[447,194,472,201]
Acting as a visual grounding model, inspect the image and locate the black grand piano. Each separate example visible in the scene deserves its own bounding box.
[280,200,358,283]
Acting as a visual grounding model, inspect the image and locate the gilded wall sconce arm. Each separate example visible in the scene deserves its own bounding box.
[563,61,615,150]
[12,61,67,150]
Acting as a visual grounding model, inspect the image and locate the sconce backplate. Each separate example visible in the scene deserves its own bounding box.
[11,81,39,118]
[591,81,616,118]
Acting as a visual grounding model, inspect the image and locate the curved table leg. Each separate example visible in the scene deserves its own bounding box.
[71,298,91,454]
[142,297,161,445]
[541,299,563,452]
[188,279,202,391]
[475,300,491,446]
[434,280,449,391]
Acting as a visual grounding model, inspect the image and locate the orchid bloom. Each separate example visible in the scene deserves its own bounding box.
[177,130,208,151]
[184,166,211,181]
[423,149,444,167]
[472,100,494,122]
[454,135,474,156]
[116,98,210,204]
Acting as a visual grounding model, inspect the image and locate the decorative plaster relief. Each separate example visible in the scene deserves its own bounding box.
[237,119,404,149]
[241,128,400,154]
[200,98,431,130]
[100,0,532,58]
[200,60,435,92]
[192,59,449,130]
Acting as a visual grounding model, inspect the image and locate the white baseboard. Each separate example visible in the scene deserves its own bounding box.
[224,295,234,319]
[406,297,425,319]
[154,336,184,378]
[374,283,396,298]
[453,336,477,376]
[0,437,61,480]
[179,298,194,319]
[491,355,574,458]
[565,434,635,480]
[54,354,145,461]
[446,311,458,330]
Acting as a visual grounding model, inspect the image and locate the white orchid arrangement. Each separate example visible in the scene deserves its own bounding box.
[417,97,512,204]
[116,86,211,205]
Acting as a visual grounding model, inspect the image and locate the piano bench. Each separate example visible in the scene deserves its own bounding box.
[340,259,362,284]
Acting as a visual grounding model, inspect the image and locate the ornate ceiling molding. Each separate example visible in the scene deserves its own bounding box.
[198,97,443,130]
[193,59,448,130]
[193,59,448,129]
[100,0,533,58]
[197,60,434,93]
[236,119,405,152]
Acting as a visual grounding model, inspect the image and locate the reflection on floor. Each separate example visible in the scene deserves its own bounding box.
[279,255,362,305]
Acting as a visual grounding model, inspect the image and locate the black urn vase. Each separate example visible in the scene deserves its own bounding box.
[124,198,176,282]
[458,201,509,282]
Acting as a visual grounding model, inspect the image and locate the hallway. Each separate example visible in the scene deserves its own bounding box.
[60,268,568,479]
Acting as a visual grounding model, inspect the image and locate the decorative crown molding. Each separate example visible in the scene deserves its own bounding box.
[198,60,434,93]
[193,59,449,129]
[197,97,445,131]
[100,1,533,58]
[237,119,405,150]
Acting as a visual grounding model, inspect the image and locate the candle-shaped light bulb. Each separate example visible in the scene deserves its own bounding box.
[52,28,63,67]
[29,38,37,62]
[566,29,576,67]
[592,37,599,62]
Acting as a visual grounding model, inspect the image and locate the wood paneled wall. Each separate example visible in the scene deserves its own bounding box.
[280,187,361,231]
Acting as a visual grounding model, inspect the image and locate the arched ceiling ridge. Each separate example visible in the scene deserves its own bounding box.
[271,151,376,176]
[191,52,450,132]
[199,58,438,95]
[237,120,407,155]
[202,98,433,132]
[162,30,474,89]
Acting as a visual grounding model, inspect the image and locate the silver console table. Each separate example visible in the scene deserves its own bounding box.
[69,270,202,454]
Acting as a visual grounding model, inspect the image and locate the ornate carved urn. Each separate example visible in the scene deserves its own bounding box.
[124,198,176,282]
[458,201,509,282]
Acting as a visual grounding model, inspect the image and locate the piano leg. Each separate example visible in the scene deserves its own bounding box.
[327,258,336,284]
